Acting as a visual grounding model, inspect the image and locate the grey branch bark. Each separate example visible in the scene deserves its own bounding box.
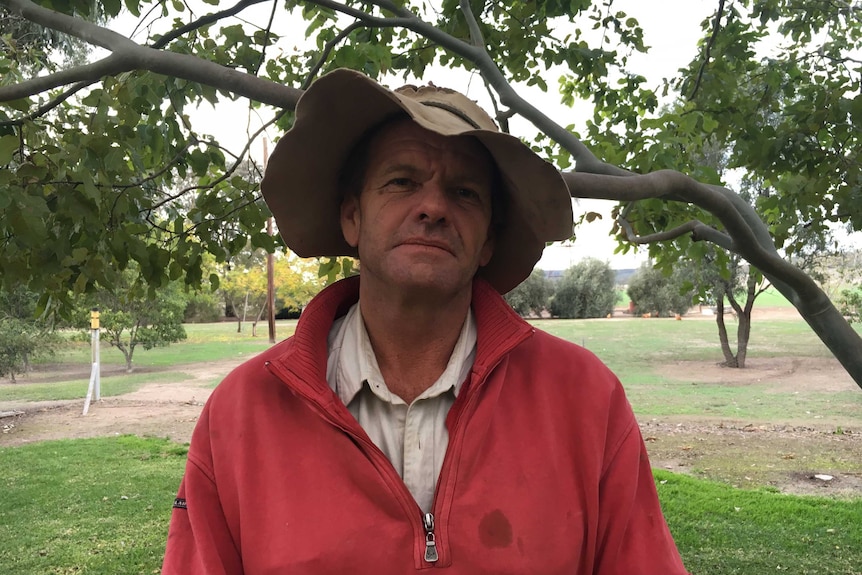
[0,0,301,108]
[2,0,861,389]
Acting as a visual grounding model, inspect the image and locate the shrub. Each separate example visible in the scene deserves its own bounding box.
[838,287,861,323]
[627,263,694,317]
[505,269,553,317]
[549,258,618,319]
[184,290,224,323]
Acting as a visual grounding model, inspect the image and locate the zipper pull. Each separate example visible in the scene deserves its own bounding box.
[422,512,439,563]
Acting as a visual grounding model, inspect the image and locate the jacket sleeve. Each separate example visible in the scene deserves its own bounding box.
[595,414,690,575]
[162,424,243,574]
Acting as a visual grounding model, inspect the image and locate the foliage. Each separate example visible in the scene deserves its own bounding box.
[504,268,552,317]
[626,263,694,317]
[839,288,862,324]
[219,248,323,332]
[0,286,61,381]
[183,289,223,323]
[81,270,189,372]
[548,258,617,319]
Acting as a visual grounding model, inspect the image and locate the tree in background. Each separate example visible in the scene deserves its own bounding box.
[2,0,862,387]
[627,263,694,318]
[220,260,268,334]
[83,270,188,372]
[220,248,325,333]
[0,286,61,381]
[274,252,326,317]
[549,259,617,319]
[505,269,553,317]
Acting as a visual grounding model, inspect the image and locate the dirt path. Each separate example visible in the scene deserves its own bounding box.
[2,353,861,498]
[0,359,234,445]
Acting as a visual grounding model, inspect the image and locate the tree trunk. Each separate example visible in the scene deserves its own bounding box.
[736,310,752,368]
[715,297,738,367]
[733,271,759,369]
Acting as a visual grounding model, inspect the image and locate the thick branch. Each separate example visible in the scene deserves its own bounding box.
[0,0,301,108]
[458,0,485,47]
[617,217,733,250]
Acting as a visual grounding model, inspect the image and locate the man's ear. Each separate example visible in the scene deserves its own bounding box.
[340,195,360,248]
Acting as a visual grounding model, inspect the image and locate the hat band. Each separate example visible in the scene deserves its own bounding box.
[419,100,483,129]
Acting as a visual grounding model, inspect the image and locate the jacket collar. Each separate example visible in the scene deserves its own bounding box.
[275,275,533,396]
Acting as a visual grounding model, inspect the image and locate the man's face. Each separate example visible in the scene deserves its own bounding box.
[340,118,496,299]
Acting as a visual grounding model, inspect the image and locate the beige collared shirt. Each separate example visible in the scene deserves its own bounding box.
[326,303,477,513]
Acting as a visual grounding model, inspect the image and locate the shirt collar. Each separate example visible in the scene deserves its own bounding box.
[328,303,477,407]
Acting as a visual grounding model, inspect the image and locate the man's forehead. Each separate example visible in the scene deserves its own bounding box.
[366,119,494,169]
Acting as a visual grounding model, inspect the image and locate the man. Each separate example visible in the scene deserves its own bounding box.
[162,68,689,574]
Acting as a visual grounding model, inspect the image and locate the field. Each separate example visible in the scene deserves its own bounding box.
[2,308,861,574]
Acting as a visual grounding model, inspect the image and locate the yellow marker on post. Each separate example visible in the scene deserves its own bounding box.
[90,309,100,330]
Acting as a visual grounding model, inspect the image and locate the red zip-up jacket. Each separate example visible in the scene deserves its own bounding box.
[162,277,689,574]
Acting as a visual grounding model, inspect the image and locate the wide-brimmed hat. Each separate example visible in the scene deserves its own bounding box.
[261,68,573,294]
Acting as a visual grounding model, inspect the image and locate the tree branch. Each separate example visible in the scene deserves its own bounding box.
[150,0,270,49]
[0,0,302,108]
[459,0,485,47]
[689,0,726,100]
[564,170,862,387]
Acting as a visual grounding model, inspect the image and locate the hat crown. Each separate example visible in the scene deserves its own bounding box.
[395,84,499,132]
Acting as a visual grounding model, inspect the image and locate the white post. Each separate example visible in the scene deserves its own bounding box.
[83,309,101,415]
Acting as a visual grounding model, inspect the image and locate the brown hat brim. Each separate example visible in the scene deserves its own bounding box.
[261,69,573,294]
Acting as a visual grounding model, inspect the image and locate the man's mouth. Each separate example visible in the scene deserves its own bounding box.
[399,239,454,254]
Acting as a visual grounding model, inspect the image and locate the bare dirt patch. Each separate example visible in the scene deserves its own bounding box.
[0,359,239,446]
[654,355,858,393]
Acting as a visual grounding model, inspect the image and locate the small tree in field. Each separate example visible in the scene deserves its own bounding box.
[84,272,188,372]
[0,286,61,381]
[505,269,553,317]
[627,263,694,318]
[549,259,617,319]
[840,289,862,324]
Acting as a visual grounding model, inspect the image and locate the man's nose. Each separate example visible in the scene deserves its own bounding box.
[414,180,449,223]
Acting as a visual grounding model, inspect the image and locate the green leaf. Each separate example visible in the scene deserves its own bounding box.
[0,135,18,165]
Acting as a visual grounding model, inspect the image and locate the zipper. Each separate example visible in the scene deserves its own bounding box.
[265,321,532,567]
[422,512,439,562]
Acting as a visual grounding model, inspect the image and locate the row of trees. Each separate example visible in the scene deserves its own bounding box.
[505,259,620,319]
[507,247,862,371]
[0,249,326,380]
[505,259,692,321]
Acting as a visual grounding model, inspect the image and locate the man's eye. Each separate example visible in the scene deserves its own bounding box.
[386,178,413,189]
[455,187,480,201]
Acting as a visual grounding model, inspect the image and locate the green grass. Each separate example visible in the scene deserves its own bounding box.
[0,436,187,575]
[0,438,858,575]
[0,371,194,402]
[529,317,862,423]
[656,470,862,575]
[755,287,795,308]
[9,317,862,425]
[38,320,299,370]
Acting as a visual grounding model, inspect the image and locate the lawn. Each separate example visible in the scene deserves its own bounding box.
[3,315,862,574]
[0,437,859,575]
[8,315,862,426]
